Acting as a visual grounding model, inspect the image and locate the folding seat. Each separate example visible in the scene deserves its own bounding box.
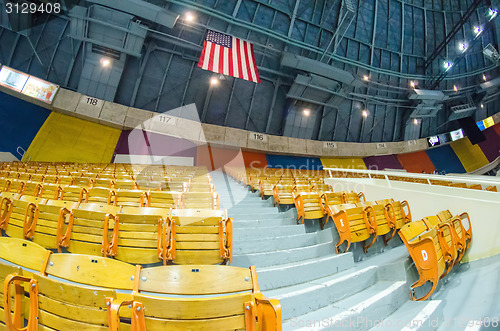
[249,176,266,192]
[29,173,45,183]
[185,181,215,193]
[450,182,467,188]
[357,201,396,248]
[342,191,366,203]
[0,261,23,329]
[115,179,139,190]
[84,187,114,204]
[324,203,377,254]
[1,198,38,239]
[436,210,472,261]
[422,216,458,268]
[42,174,58,184]
[57,203,120,256]
[486,185,497,192]
[311,183,332,194]
[92,177,115,188]
[467,184,482,190]
[259,178,279,198]
[4,272,120,331]
[272,184,295,206]
[320,191,344,209]
[180,192,220,210]
[110,265,281,331]
[111,189,148,207]
[19,181,43,197]
[5,179,26,194]
[16,172,31,182]
[399,220,449,301]
[166,209,232,265]
[26,200,79,250]
[375,198,412,230]
[163,180,186,192]
[108,206,170,264]
[293,191,324,225]
[72,176,92,187]
[55,175,74,186]
[147,191,180,209]
[59,185,86,202]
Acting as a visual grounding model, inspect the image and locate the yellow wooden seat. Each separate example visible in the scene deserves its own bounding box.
[112,189,148,207]
[376,198,411,229]
[110,206,169,265]
[325,203,377,254]
[259,179,279,198]
[357,201,396,249]
[399,220,447,301]
[342,191,366,203]
[436,210,472,262]
[55,175,74,186]
[293,191,324,224]
[311,183,332,194]
[184,182,215,193]
[58,203,120,257]
[4,272,120,331]
[1,198,36,239]
[115,179,139,190]
[92,177,115,188]
[180,192,220,210]
[0,262,23,329]
[422,216,458,271]
[272,184,295,206]
[109,265,281,331]
[84,187,114,204]
[72,176,92,187]
[162,180,186,192]
[320,191,344,209]
[166,209,232,265]
[146,191,179,209]
[59,185,86,202]
[38,183,63,200]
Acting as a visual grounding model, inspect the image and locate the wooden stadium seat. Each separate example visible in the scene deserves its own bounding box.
[422,216,458,269]
[293,191,324,224]
[111,206,170,264]
[259,179,278,198]
[162,180,186,192]
[0,237,49,272]
[110,265,281,331]
[29,174,45,183]
[184,181,215,193]
[92,177,115,188]
[436,210,472,261]
[59,185,86,202]
[272,184,295,206]
[20,181,43,198]
[324,203,377,254]
[4,272,119,331]
[320,191,344,209]
[399,220,449,301]
[146,191,179,209]
[38,183,63,200]
[180,192,220,210]
[0,262,23,329]
[112,189,148,207]
[357,201,396,248]
[83,187,114,204]
[376,198,412,230]
[115,179,139,190]
[450,182,467,188]
[342,191,366,203]
[55,175,74,186]
[72,176,92,187]
[467,184,482,190]
[1,198,36,239]
[486,185,497,192]
[57,203,120,257]
[166,209,232,265]
[311,183,332,194]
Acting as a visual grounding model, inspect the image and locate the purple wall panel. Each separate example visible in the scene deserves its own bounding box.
[114,130,198,158]
[363,154,404,171]
[478,126,500,162]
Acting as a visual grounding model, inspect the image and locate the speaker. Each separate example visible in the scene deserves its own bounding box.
[457,117,485,144]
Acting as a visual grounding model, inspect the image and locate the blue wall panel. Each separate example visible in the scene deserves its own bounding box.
[0,91,51,158]
[426,145,466,174]
[265,154,323,170]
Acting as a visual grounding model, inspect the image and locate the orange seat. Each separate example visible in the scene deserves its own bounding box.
[293,191,324,224]
[376,198,411,229]
[357,201,396,248]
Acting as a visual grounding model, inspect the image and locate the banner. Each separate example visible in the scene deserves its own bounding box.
[21,76,59,104]
[0,66,29,92]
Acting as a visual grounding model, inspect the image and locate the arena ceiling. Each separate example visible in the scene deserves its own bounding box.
[0,0,500,143]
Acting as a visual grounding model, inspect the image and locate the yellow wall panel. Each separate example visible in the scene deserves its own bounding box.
[23,112,121,163]
[321,158,367,170]
[450,137,489,172]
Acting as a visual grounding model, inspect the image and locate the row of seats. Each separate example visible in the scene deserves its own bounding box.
[0,196,231,265]
[0,237,281,330]
[399,210,472,300]
[0,182,219,209]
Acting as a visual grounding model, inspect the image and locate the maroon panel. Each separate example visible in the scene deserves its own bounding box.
[363,154,404,171]
[478,126,500,162]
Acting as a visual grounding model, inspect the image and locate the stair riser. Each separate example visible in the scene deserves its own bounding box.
[257,253,355,291]
[233,225,305,239]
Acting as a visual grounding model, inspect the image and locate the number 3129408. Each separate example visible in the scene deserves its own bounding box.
[5,2,61,14]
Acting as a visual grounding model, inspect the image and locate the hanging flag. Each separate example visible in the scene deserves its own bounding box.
[198,29,261,83]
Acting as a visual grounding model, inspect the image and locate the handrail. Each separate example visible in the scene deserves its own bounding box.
[324,167,500,188]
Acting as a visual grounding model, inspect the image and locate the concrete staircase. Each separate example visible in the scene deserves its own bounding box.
[210,171,444,331]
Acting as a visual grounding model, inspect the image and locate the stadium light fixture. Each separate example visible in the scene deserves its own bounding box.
[459,42,468,52]
[303,109,311,116]
[453,85,459,92]
[489,8,498,20]
[363,75,369,81]
[210,77,219,85]
[443,61,453,70]
[474,26,483,36]
[483,74,487,81]
[410,81,416,88]
[362,110,368,118]
[100,58,111,68]
[413,118,419,125]
[185,12,195,22]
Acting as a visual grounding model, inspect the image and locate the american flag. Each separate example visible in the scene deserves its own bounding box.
[198,30,261,83]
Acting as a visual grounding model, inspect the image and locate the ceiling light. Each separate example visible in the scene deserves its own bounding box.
[453,85,459,92]
[474,26,483,36]
[483,74,487,81]
[410,81,416,88]
[481,103,485,108]
[185,12,195,22]
[303,109,311,116]
[413,118,419,125]
[363,75,369,81]
[459,42,468,52]
[489,8,498,20]
[210,77,219,85]
[444,61,453,70]
[100,58,111,68]
[362,110,368,118]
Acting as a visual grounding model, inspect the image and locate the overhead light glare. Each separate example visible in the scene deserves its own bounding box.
[453,85,459,92]
[303,109,311,116]
[362,110,368,118]
[474,26,483,36]
[489,8,498,20]
[185,12,195,22]
[210,77,219,85]
[483,74,487,81]
[100,58,111,67]
[444,61,453,70]
[363,75,369,81]
[459,42,468,52]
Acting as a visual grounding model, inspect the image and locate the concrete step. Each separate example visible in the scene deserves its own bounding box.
[233,229,333,254]
[227,206,280,215]
[257,252,355,291]
[369,300,443,331]
[232,241,335,268]
[232,216,297,229]
[283,280,407,330]
[232,224,305,240]
[268,266,379,320]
